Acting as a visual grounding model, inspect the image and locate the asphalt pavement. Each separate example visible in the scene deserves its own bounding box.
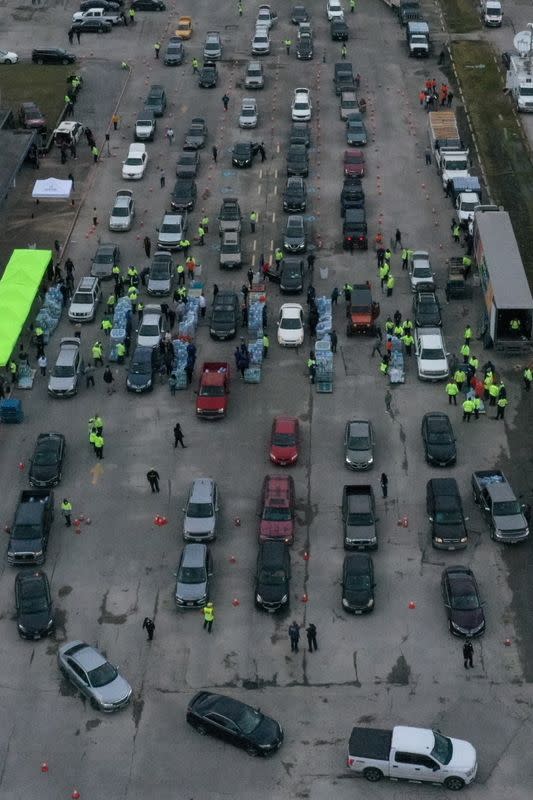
[1,1,533,799]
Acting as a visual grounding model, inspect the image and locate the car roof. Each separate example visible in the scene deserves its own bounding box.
[72,643,106,671]
[344,553,372,573]
[280,303,303,316]
[190,478,216,502]
[348,419,370,435]
[259,539,290,561]
[182,542,208,565]
[417,331,444,346]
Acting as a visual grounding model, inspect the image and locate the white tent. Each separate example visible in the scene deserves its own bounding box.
[32,177,72,200]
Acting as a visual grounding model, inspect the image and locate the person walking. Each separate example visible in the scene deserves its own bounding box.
[94,433,104,459]
[330,329,338,353]
[341,44,347,59]
[250,210,257,233]
[284,37,292,55]
[174,423,187,448]
[160,172,165,188]
[524,366,532,392]
[495,395,508,420]
[146,468,160,492]
[380,472,388,498]
[203,602,215,633]
[112,113,119,130]
[394,228,402,250]
[38,354,47,376]
[199,292,207,318]
[288,621,300,652]
[192,57,199,73]
[144,236,151,258]
[91,145,99,163]
[446,381,459,405]
[258,143,266,161]
[462,397,474,422]
[92,341,104,367]
[306,623,318,652]
[75,28,81,44]
[452,223,461,244]
[61,498,73,527]
[212,145,218,163]
[262,333,269,359]
[460,342,470,364]
[247,267,254,289]
[307,351,317,384]
[222,93,230,111]
[154,41,161,59]
[142,617,155,641]
[128,6,135,23]
[166,127,174,145]
[84,361,96,388]
[103,366,115,394]
[463,638,474,669]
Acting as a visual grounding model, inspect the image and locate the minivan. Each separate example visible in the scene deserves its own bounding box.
[48,338,84,397]
[255,540,291,612]
[68,276,102,322]
[259,475,296,544]
[183,478,219,541]
[426,478,468,550]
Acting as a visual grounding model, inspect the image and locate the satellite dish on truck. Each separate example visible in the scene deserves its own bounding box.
[514,30,533,57]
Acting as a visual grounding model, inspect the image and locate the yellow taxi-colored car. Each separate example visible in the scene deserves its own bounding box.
[176,16,193,39]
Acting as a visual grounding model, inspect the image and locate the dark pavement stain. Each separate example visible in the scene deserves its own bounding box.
[74,729,80,736]
[281,761,294,776]
[242,674,278,689]
[357,714,376,723]
[85,719,101,731]
[313,738,344,746]
[385,390,396,420]
[54,608,68,642]
[58,585,72,597]
[58,677,77,698]
[387,654,411,685]
[223,651,238,669]
[132,696,144,730]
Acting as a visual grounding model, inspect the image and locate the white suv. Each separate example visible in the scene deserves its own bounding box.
[327,0,344,20]
[252,25,271,55]
[415,327,449,381]
[291,88,312,121]
[239,97,258,128]
[68,276,102,322]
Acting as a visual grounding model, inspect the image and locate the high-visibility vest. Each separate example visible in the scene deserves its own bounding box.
[446,383,459,396]
[462,399,474,413]
[61,501,72,513]
[203,605,214,621]
[489,383,500,398]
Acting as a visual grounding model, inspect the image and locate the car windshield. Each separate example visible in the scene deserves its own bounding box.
[131,360,149,374]
[140,324,160,337]
[431,731,453,765]
[88,661,118,688]
[345,154,363,163]
[187,502,214,518]
[421,348,444,360]
[343,100,358,108]
[113,206,129,217]
[283,268,300,280]
[168,44,181,52]
[414,265,432,277]
[72,292,91,305]
[125,157,143,166]
[222,244,240,254]
[21,586,49,613]
[263,506,291,521]
[345,574,371,590]
[461,200,477,211]
[199,385,225,397]
[451,585,478,610]
[151,265,170,279]
[520,87,533,96]
[348,122,363,131]
[241,109,255,117]
[52,365,74,378]
[294,102,308,110]
[248,68,261,76]
[435,511,462,524]
[213,311,235,322]
[179,566,206,584]
[444,159,467,170]
[280,317,302,329]
[95,252,113,263]
[493,500,522,516]
[259,568,287,585]
[348,435,370,450]
[178,22,189,30]
[233,705,262,735]
[273,432,296,446]
[161,222,180,233]
[348,513,373,525]
[34,446,58,466]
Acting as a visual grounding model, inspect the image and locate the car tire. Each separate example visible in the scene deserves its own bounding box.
[246,745,259,757]
[195,724,208,736]
[363,767,383,783]
[444,776,465,791]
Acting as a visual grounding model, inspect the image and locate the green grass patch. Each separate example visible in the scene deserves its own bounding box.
[0,63,73,130]
[439,0,481,34]
[452,40,533,282]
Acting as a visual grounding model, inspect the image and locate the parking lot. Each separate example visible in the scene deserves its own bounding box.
[1,1,533,798]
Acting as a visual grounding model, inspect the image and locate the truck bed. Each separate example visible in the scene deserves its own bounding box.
[428,111,460,143]
[472,470,505,487]
[349,727,392,760]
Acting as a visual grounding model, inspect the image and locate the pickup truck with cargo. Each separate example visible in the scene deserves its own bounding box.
[342,485,377,549]
[346,283,380,335]
[196,362,230,419]
[445,258,473,300]
[7,490,55,567]
[471,470,529,543]
[449,176,481,205]
[406,20,430,57]
[428,112,469,188]
[347,724,477,790]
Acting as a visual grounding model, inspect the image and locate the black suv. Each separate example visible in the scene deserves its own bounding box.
[283,177,307,212]
[144,84,167,116]
[171,178,197,211]
[126,346,157,393]
[255,541,291,613]
[342,208,367,249]
[340,177,365,215]
[421,412,456,467]
[289,122,310,147]
[286,144,309,177]
[296,35,313,60]
[210,291,239,340]
[342,553,375,613]
[199,61,218,88]
[32,48,76,65]
[279,257,305,294]
[232,142,258,168]
[330,19,349,40]
[427,478,468,550]
[15,570,54,639]
[413,289,442,327]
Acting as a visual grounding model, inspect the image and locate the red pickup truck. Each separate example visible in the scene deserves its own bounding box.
[196,362,230,419]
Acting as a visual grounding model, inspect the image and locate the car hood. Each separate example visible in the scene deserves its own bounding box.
[346,522,375,538]
[346,446,372,466]
[93,674,132,707]
[495,513,528,531]
[148,277,171,291]
[279,328,303,344]
[427,443,455,463]
[176,581,207,601]
[19,608,53,633]
[127,370,152,388]
[450,606,484,633]
[9,535,43,554]
[184,517,215,536]
[48,375,75,391]
[271,444,298,463]
[447,738,477,774]
[249,716,284,748]
[158,231,180,245]
[433,520,465,538]
[343,586,372,607]
[29,463,59,484]
[256,582,288,602]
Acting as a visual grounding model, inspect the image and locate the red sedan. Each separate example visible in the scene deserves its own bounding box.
[343,149,365,178]
[269,416,299,465]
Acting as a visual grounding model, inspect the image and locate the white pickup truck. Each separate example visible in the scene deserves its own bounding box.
[347,725,477,791]
[72,7,123,24]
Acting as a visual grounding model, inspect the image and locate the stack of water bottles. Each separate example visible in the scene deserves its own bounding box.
[245,338,263,383]
[248,301,264,339]
[388,336,405,384]
[178,296,200,339]
[315,295,332,340]
[35,286,64,343]
[108,297,132,362]
[171,339,189,389]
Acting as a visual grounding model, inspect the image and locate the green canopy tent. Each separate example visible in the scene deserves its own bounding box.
[0,249,52,367]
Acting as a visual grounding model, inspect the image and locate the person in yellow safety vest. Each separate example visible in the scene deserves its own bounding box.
[510,318,521,334]
[128,287,138,311]
[101,319,113,335]
[402,319,413,334]
[384,248,392,263]
[112,264,121,280]
[127,266,138,285]
[393,324,403,337]
[472,396,481,419]
[197,225,205,245]
[464,325,473,344]
[379,263,389,290]
[488,382,500,406]
[35,325,44,339]
[523,366,532,392]
[468,354,479,371]
[179,238,191,255]
[92,341,103,366]
[93,433,104,459]
[137,301,144,320]
[384,317,394,334]
[9,360,18,383]
[61,499,72,527]
[176,264,185,286]
[379,358,389,375]
[402,332,414,356]
[128,7,135,22]
[203,602,215,633]
[116,342,126,363]
[284,38,292,55]
[386,274,395,296]
[401,248,408,270]
[495,395,508,420]
[275,248,284,270]
[179,286,188,300]
[462,397,474,422]
[107,293,116,314]
[201,215,209,233]
[250,210,257,232]
[462,255,472,276]
[262,333,269,358]
[460,343,470,363]
[191,57,199,74]
[89,428,97,452]
[446,381,459,405]
[154,41,161,58]
[453,368,466,391]
[93,415,103,434]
